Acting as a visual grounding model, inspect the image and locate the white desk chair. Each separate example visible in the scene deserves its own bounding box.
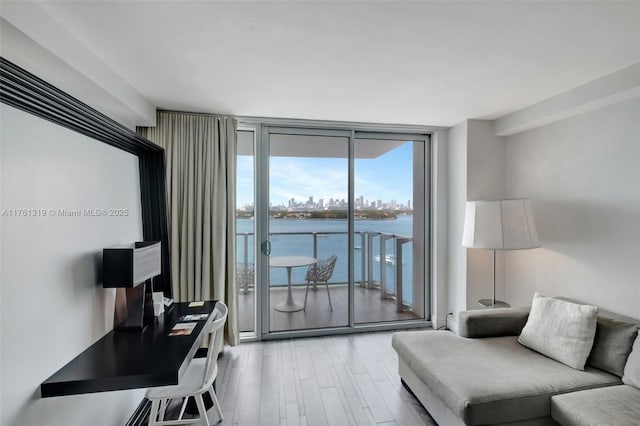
[146,301,227,426]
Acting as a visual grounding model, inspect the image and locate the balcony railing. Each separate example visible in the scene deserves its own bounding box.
[236,231,413,312]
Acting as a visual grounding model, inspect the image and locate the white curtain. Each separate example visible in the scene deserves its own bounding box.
[138,111,238,345]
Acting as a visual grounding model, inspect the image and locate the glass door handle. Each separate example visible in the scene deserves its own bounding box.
[261,240,271,256]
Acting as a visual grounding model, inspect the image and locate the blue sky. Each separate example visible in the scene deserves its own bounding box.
[237,142,414,207]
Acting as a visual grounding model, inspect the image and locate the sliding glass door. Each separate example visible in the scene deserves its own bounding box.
[266,129,350,332]
[236,124,429,338]
[353,134,427,323]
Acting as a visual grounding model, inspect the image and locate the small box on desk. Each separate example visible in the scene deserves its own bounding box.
[152,292,164,316]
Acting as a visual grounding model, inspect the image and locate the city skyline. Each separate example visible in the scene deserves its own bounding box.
[238,194,412,211]
[236,142,414,208]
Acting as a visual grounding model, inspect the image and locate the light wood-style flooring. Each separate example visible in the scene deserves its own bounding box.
[189,330,436,426]
[239,286,420,332]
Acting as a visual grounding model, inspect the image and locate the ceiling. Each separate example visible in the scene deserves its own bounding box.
[23,1,640,126]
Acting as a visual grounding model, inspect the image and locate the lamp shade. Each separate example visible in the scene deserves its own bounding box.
[462,199,541,250]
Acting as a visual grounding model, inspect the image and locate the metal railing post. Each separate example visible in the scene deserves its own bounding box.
[313,232,318,259]
[395,237,412,312]
[312,232,318,290]
[379,234,394,299]
[243,233,249,294]
[395,238,403,311]
[360,232,366,286]
[367,232,375,288]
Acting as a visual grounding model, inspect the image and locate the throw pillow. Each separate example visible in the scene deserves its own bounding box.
[518,293,598,370]
[586,316,639,377]
[622,330,640,388]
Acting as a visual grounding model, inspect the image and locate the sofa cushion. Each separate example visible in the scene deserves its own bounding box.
[518,294,598,370]
[623,330,640,389]
[587,316,639,377]
[551,385,640,426]
[392,331,620,425]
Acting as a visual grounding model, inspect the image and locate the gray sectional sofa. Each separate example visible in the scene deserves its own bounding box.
[392,306,640,426]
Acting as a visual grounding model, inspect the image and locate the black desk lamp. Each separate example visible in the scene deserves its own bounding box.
[103,241,161,330]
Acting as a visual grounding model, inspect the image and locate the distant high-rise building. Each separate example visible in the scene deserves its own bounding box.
[270,195,419,211]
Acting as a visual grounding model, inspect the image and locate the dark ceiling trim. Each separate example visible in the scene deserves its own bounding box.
[0,57,172,298]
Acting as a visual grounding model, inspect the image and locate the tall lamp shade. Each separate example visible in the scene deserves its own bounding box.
[462,199,541,307]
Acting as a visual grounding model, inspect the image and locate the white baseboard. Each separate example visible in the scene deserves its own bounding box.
[447,316,459,335]
[431,313,459,334]
[430,315,448,330]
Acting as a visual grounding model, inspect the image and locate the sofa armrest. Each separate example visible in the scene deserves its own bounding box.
[458,307,530,338]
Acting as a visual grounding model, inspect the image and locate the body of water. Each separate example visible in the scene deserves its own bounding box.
[236,215,416,304]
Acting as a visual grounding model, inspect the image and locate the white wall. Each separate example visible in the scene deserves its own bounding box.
[1,104,146,425]
[504,97,640,318]
[447,119,507,328]
[431,129,449,327]
[0,5,156,129]
[446,121,467,327]
[466,120,506,310]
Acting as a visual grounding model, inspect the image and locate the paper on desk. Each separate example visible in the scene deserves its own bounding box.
[168,322,196,336]
[188,301,205,307]
[180,313,208,321]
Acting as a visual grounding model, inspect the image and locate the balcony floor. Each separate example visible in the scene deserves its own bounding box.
[239,284,420,332]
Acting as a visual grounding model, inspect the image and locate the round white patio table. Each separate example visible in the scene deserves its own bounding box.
[270,256,317,312]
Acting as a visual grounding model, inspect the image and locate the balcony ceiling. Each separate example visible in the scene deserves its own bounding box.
[6,1,640,127]
[238,131,409,158]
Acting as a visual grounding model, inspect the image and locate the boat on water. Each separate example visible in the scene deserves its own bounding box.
[374,254,400,265]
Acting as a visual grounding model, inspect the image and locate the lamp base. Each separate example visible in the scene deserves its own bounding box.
[478,299,510,309]
[114,284,149,331]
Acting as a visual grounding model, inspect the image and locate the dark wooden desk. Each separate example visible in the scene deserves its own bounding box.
[41,301,217,398]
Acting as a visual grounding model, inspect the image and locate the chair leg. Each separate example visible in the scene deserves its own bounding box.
[304,280,311,310]
[158,398,167,422]
[177,396,189,420]
[324,280,333,311]
[148,399,160,426]
[209,385,224,422]
[195,393,211,426]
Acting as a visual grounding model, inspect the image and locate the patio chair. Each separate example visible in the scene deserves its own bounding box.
[303,255,337,311]
[236,262,254,294]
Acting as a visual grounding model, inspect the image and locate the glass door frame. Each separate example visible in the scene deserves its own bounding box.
[240,120,433,342]
[353,132,430,322]
[237,123,260,339]
[258,126,353,337]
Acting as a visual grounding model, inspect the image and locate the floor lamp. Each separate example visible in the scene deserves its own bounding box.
[462,199,541,308]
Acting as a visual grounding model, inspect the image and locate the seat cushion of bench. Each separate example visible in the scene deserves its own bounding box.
[392,331,620,425]
[551,385,640,426]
